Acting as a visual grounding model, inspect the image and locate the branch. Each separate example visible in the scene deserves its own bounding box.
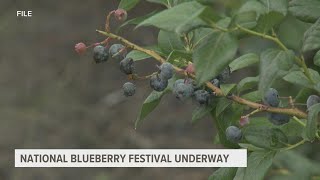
[96,30,308,119]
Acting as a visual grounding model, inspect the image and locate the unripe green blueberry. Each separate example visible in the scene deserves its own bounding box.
[267,113,290,125]
[173,79,194,100]
[264,88,280,107]
[150,75,168,92]
[122,82,136,97]
[306,95,320,110]
[93,45,109,63]
[159,63,174,80]
[119,57,134,75]
[194,90,210,105]
[109,44,126,60]
[226,126,242,143]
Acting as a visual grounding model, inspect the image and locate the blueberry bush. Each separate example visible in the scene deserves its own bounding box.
[75,0,320,179]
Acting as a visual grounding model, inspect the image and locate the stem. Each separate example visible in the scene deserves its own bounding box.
[96,30,308,119]
[293,116,306,127]
[281,139,306,151]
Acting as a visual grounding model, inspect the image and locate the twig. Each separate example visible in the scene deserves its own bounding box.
[96,30,308,119]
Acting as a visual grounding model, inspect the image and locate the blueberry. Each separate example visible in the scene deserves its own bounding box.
[194,90,210,105]
[264,88,280,107]
[306,95,320,110]
[159,63,174,80]
[109,44,126,60]
[211,78,220,88]
[226,126,242,143]
[150,75,168,92]
[173,79,194,100]
[122,82,136,97]
[119,57,134,74]
[93,45,109,63]
[217,67,231,83]
[267,113,290,125]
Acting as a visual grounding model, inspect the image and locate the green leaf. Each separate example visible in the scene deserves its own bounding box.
[118,0,140,11]
[126,50,151,61]
[234,151,276,180]
[230,53,259,72]
[118,11,158,30]
[212,103,244,148]
[294,88,315,103]
[158,30,185,54]
[135,77,176,128]
[314,50,320,67]
[243,126,288,149]
[259,0,288,15]
[191,106,213,124]
[238,1,266,15]
[220,84,237,96]
[166,50,191,67]
[126,46,162,61]
[146,0,169,7]
[283,69,320,90]
[238,143,264,152]
[197,7,220,28]
[273,151,320,179]
[135,90,168,128]
[289,0,320,23]
[231,11,258,29]
[237,76,259,93]
[215,98,232,117]
[258,49,294,96]
[241,90,261,102]
[278,15,311,51]
[209,168,238,180]
[306,103,320,141]
[193,32,238,85]
[138,1,206,34]
[255,11,284,33]
[302,18,320,52]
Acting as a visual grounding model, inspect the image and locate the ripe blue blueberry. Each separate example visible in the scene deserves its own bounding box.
[194,90,210,105]
[119,57,134,75]
[217,67,231,83]
[109,44,126,60]
[264,88,280,107]
[150,75,168,92]
[122,82,136,97]
[306,95,320,110]
[173,79,194,100]
[211,78,220,88]
[267,113,290,125]
[226,126,242,143]
[93,45,109,63]
[159,63,174,80]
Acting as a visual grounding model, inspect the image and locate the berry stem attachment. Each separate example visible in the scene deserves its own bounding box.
[243,109,261,118]
[105,10,115,32]
[96,29,308,119]
[293,116,306,127]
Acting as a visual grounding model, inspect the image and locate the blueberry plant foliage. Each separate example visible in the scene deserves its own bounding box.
[75,0,320,179]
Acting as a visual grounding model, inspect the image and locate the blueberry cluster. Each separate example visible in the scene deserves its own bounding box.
[226,126,242,143]
[149,63,174,92]
[264,88,290,125]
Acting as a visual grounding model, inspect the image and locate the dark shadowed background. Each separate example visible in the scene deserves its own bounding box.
[1,0,220,179]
